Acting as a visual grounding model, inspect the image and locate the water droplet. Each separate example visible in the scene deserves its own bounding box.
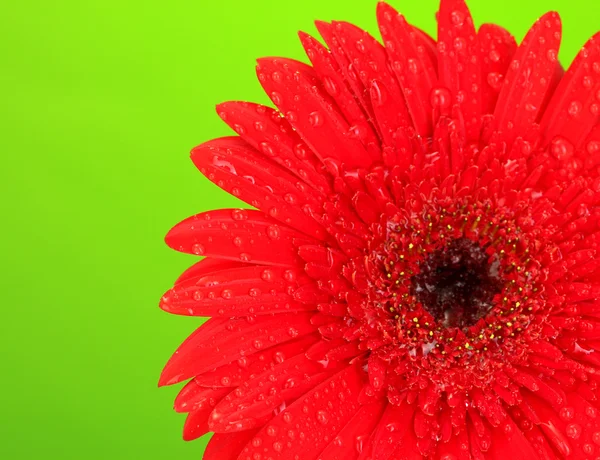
[407,58,418,74]
[550,136,574,160]
[286,111,298,123]
[568,101,582,117]
[259,141,275,157]
[253,340,263,349]
[231,209,248,220]
[487,72,503,90]
[583,75,594,89]
[489,50,501,63]
[454,37,467,52]
[566,423,581,439]
[309,111,323,127]
[547,49,558,62]
[233,236,243,247]
[288,327,299,337]
[355,40,365,52]
[221,289,233,299]
[587,141,600,155]
[451,10,465,26]
[240,253,252,262]
[322,76,338,95]
[273,441,283,452]
[220,376,231,385]
[284,270,297,282]
[316,410,329,425]
[261,269,274,282]
[559,407,574,421]
[271,92,282,105]
[192,243,205,255]
[252,437,262,447]
[283,413,293,423]
[294,143,308,159]
[267,225,281,240]
[430,87,452,109]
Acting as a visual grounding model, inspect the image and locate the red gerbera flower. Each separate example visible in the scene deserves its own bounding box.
[159,0,600,458]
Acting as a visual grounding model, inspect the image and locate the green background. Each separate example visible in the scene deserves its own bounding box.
[1,0,598,458]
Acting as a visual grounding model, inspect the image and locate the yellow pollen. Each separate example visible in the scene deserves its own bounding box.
[515,301,521,307]
[412,317,418,323]
[507,322,513,327]
[408,243,414,249]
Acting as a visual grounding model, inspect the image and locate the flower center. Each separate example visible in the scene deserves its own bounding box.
[411,238,502,330]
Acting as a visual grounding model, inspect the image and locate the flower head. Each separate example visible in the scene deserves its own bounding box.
[160,0,600,458]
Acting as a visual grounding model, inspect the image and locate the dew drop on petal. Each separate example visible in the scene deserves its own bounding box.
[267,225,281,240]
[316,410,329,425]
[566,423,582,439]
[430,87,452,109]
[309,111,323,127]
[192,243,205,255]
[568,101,582,117]
[451,10,465,26]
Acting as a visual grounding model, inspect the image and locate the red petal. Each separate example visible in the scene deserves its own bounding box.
[540,32,600,148]
[193,333,319,388]
[315,20,375,122]
[159,313,318,386]
[437,0,482,139]
[215,101,330,193]
[478,24,517,114]
[317,401,385,460]
[256,57,374,168]
[368,398,416,460]
[299,31,379,147]
[493,12,562,144]
[377,2,437,137]
[174,379,231,413]
[165,209,311,266]
[182,410,210,441]
[209,352,336,433]
[174,258,246,286]
[330,21,411,145]
[161,265,313,317]
[203,430,259,460]
[191,137,327,241]
[237,364,365,460]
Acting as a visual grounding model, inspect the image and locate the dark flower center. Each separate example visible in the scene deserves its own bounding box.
[411,238,502,330]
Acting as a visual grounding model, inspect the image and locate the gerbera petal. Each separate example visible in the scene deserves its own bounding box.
[256,57,375,168]
[215,101,331,193]
[209,351,338,433]
[315,21,378,130]
[437,0,482,139]
[165,209,312,266]
[317,401,386,460]
[191,136,327,241]
[540,32,600,148]
[203,430,259,460]
[160,265,314,317]
[329,20,412,145]
[174,379,231,413]
[159,313,318,386]
[367,398,416,460]
[173,258,246,286]
[377,2,438,137]
[478,24,517,115]
[193,333,319,388]
[493,12,562,144]
[299,31,380,146]
[237,364,364,460]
